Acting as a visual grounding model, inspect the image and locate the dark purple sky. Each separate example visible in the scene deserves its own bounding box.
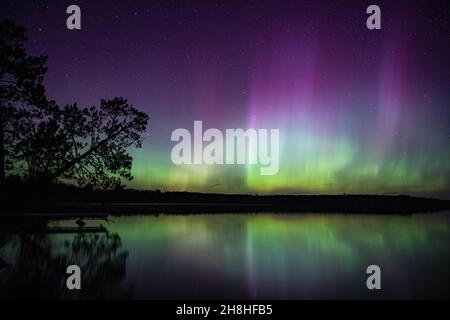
[1,0,449,197]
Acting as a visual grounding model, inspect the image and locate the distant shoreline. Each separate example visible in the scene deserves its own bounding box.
[1,192,449,216]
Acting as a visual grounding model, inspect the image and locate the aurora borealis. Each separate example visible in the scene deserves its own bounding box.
[1,0,449,197]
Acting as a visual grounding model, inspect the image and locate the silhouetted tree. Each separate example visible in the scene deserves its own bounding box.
[0,19,48,185]
[12,97,149,189]
[1,20,149,190]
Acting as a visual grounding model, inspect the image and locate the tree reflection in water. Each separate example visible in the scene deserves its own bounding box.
[0,224,130,299]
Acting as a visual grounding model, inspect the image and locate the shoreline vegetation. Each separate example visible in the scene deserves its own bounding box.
[0,182,449,216]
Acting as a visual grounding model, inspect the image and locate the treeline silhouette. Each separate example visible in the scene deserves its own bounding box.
[1,180,448,215]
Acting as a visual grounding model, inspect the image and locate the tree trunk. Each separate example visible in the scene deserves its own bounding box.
[48,128,123,181]
[0,100,5,185]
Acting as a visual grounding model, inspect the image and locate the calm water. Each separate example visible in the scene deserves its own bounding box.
[1,212,450,299]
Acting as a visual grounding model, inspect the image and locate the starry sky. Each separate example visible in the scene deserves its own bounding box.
[1,0,449,198]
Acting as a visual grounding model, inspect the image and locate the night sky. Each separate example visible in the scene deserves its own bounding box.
[1,0,449,197]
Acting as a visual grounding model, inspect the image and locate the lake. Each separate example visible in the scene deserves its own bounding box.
[1,212,450,299]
